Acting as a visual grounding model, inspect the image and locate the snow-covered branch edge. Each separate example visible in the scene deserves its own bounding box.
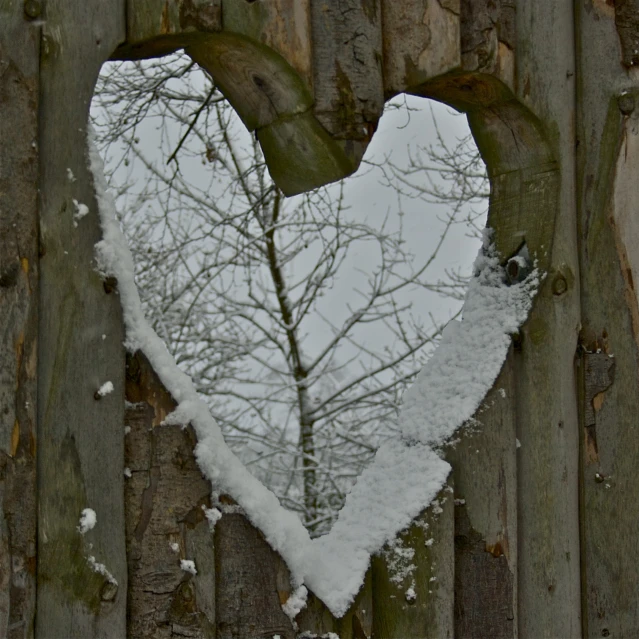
[88,131,539,618]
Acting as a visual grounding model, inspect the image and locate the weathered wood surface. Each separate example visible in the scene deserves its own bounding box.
[447,354,517,638]
[460,0,515,86]
[125,352,215,638]
[3,0,639,636]
[35,1,128,636]
[298,571,372,639]
[310,0,383,141]
[215,511,295,639]
[513,2,582,635]
[371,489,454,639]
[381,0,460,97]
[576,2,639,636]
[116,0,222,59]
[0,3,39,636]
[222,0,312,88]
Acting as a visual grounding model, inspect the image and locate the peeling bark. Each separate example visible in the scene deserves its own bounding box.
[613,0,639,67]
[125,352,215,638]
[0,14,39,636]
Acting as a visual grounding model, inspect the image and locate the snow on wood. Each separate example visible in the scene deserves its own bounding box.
[89,130,538,617]
[77,508,97,534]
[180,559,198,575]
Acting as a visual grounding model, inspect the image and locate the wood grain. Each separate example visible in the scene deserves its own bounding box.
[381,0,460,97]
[310,0,384,140]
[0,3,39,636]
[222,0,312,88]
[35,2,128,636]
[447,353,517,638]
[215,512,295,639]
[371,489,454,638]
[115,0,222,60]
[513,2,582,635]
[576,1,639,634]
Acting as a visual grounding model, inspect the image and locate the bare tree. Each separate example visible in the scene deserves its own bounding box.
[91,53,486,536]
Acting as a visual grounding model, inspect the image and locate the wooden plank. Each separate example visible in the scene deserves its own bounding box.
[35,2,128,636]
[459,0,515,89]
[513,1,582,635]
[187,32,362,195]
[256,111,360,196]
[371,488,454,638]
[297,571,372,639]
[575,2,639,635]
[125,352,215,638]
[447,352,517,638]
[114,0,222,60]
[187,32,313,131]
[0,3,39,637]
[222,0,312,88]
[214,510,295,639]
[381,0,460,97]
[310,0,384,141]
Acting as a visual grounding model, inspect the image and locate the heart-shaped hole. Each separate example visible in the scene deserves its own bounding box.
[91,50,544,617]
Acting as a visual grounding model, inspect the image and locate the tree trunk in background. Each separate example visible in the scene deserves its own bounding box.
[1,0,639,637]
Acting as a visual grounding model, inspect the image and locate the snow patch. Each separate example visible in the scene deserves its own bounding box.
[202,506,222,531]
[282,585,308,621]
[96,381,114,397]
[180,559,197,575]
[78,508,97,534]
[72,198,89,226]
[87,555,118,586]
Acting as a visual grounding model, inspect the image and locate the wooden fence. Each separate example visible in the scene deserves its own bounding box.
[1,0,639,636]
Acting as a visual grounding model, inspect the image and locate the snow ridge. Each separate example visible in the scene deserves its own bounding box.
[89,131,538,618]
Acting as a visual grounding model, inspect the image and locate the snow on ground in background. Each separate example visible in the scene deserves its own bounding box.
[89,131,538,618]
[78,508,97,534]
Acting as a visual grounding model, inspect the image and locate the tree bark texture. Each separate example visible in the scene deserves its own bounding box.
[125,352,216,638]
[0,3,39,636]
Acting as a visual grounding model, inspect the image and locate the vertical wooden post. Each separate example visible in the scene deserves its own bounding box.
[513,2,582,635]
[448,355,517,638]
[576,2,639,636]
[0,3,39,636]
[35,1,128,636]
[125,353,216,638]
[371,488,454,639]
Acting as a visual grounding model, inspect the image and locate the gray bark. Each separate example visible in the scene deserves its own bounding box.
[0,3,39,636]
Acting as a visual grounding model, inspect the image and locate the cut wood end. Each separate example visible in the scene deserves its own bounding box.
[257,112,369,196]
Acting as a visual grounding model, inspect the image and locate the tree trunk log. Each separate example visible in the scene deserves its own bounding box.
[35,2,128,636]
[0,4,39,636]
